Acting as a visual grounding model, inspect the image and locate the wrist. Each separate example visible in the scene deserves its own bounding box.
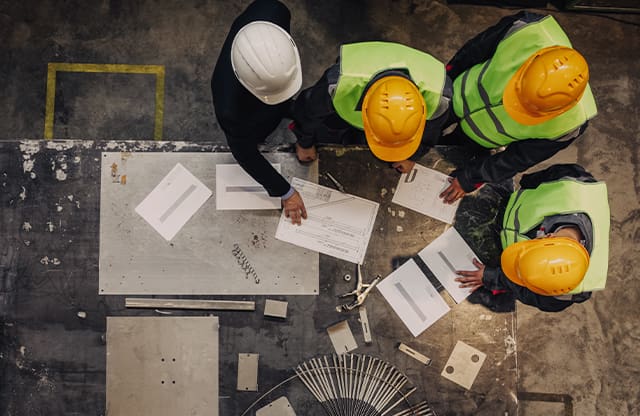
[280,187,295,200]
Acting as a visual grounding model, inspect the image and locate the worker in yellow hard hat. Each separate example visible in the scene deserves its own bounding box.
[290,41,452,172]
[453,164,609,312]
[437,11,597,205]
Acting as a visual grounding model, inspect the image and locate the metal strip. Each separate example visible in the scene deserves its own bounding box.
[394,282,427,321]
[437,251,458,274]
[159,184,197,223]
[125,298,255,310]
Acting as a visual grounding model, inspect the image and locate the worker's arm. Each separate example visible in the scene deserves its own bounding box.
[483,266,588,312]
[227,136,292,197]
[290,64,341,149]
[452,126,585,193]
[446,11,544,79]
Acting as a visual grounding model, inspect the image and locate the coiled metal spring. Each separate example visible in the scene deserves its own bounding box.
[232,243,260,284]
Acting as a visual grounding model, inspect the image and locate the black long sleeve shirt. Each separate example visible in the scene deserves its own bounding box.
[211,0,293,197]
[446,11,589,193]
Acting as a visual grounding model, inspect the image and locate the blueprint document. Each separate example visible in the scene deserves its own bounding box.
[275,177,379,264]
[377,259,450,337]
[392,164,460,224]
[418,227,479,303]
[216,163,281,210]
[135,163,212,241]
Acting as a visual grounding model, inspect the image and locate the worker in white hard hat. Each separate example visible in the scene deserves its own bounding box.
[437,11,597,205]
[211,0,307,225]
[453,164,609,312]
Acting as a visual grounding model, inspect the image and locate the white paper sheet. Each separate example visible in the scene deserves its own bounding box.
[275,178,379,264]
[135,163,212,241]
[392,164,460,224]
[216,164,281,210]
[418,227,479,303]
[377,259,450,337]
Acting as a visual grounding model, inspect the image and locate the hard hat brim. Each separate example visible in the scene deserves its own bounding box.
[364,126,423,162]
[502,68,562,126]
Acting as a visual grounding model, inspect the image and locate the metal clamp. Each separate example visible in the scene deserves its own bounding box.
[336,264,381,312]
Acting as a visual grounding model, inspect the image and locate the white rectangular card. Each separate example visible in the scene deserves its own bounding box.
[377,259,450,337]
[216,164,281,210]
[392,164,460,224]
[418,227,479,303]
[135,163,212,241]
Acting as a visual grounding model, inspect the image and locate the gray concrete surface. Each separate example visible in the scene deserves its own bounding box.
[1,0,639,415]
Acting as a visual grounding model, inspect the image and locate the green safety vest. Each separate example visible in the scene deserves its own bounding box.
[501,179,610,294]
[452,16,598,148]
[333,42,445,129]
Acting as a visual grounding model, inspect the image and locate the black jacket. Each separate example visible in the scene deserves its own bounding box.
[291,52,453,161]
[483,164,596,312]
[446,11,589,193]
[211,0,293,197]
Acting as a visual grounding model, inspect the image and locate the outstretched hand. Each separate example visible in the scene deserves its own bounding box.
[296,143,317,163]
[454,258,485,292]
[439,177,466,204]
[283,189,308,225]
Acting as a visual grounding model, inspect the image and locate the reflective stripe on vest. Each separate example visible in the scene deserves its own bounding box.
[333,42,445,129]
[501,179,610,294]
[452,16,598,148]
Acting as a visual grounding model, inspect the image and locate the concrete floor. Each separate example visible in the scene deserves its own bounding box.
[1,0,639,415]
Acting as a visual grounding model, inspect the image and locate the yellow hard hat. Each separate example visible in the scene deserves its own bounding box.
[362,76,426,162]
[501,237,589,296]
[503,46,589,126]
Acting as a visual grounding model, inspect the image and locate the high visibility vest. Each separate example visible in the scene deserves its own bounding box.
[452,16,597,148]
[333,42,445,129]
[501,179,610,294]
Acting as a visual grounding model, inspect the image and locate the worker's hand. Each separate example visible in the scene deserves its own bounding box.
[439,177,466,204]
[454,258,485,292]
[282,189,308,226]
[296,143,317,163]
[391,160,415,173]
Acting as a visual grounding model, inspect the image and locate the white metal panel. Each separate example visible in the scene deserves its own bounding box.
[99,152,319,295]
[106,316,219,416]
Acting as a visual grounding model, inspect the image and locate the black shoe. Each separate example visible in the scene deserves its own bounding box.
[468,287,515,313]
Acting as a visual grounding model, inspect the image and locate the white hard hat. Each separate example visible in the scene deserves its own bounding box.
[231,21,302,105]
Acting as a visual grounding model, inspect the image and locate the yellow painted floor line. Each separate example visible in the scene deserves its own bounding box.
[44,63,165,140]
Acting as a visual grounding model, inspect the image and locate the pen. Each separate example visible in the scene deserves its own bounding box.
[326,172,346,193]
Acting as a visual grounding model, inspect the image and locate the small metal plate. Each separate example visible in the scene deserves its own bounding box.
[99,152,319,295]
[256,396,297,416]
[237,353,259,391]
[106,316,219,416]
[264,299,288,319]
[327,321,358,354]
[441,340,487,390]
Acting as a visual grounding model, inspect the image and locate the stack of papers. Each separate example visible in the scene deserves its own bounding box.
[377,228,480,337]
[275,178,379,264]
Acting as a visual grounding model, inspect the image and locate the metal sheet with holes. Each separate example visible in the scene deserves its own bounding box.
[99,152,319,294]
[106,316,219,416]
